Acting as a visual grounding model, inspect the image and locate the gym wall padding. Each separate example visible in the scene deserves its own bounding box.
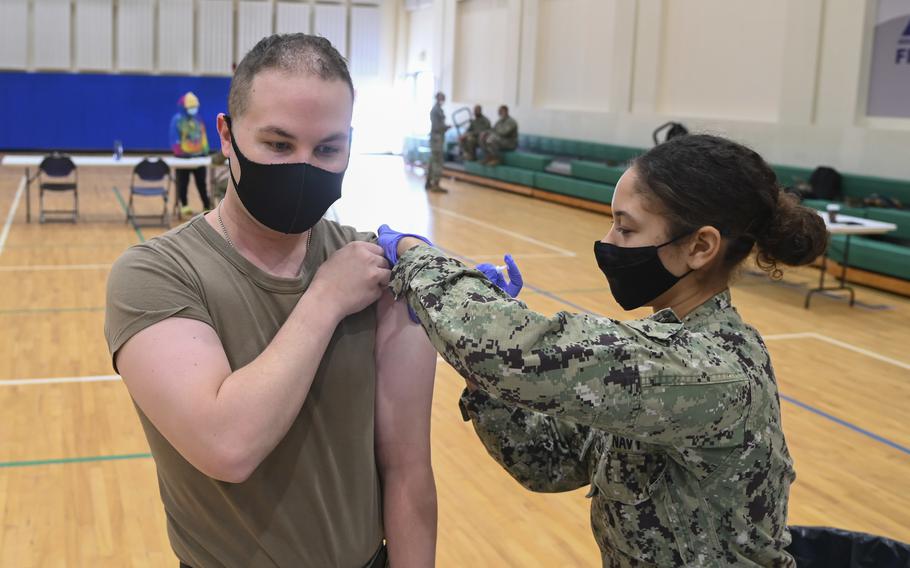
[0,71,231,152]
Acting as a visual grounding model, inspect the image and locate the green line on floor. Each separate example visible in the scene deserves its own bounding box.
[111,187,145,243]
[0,453,152,468]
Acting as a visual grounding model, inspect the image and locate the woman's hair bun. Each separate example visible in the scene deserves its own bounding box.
[755,191,829,278]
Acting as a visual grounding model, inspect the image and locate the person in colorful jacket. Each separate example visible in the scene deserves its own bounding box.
[170,91,212,217]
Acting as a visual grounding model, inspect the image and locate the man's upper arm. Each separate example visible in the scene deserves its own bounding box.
[374,291,437,471]
[105,246,233,476]
[116,318,234,476]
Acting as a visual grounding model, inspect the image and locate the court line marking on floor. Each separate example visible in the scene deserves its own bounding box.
[764,332,910,371]
[0,374,120,386]
[432,207,577,257]
[0,175,26,257]
[0,453,152,469]
[1,242,133,249]
[778,394,909,456]
[0,306,105,315]
[111,186,146,243]
[0,263,111,272]
[466,253,573,261]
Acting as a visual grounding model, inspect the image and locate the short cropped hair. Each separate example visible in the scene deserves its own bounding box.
[228,34,354,117]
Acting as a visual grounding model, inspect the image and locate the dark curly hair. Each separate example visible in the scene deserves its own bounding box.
[633,134,828,279]
[228,33,354,118]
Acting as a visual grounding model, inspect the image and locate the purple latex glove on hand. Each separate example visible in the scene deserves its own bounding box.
[475,254,524,298]
[376,224,434,323]
[376,224,434,267]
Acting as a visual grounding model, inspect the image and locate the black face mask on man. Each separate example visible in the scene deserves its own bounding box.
[593,233,694,310]
[224,115,346,234]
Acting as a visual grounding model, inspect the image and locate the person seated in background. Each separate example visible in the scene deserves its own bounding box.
[459,105,491,162]
[170,91,212,217]
[480,105,518,166]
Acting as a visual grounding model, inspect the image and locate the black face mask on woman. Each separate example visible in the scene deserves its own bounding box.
[225,115,346,234]
[593,233,693,310]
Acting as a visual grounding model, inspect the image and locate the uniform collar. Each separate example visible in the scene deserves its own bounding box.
[648,289,735,328]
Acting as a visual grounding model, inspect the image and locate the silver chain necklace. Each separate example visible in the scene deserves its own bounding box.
[217,204,312,252]
[217,205,234,248]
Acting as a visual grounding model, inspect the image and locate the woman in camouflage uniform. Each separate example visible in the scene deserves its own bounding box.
[380,135,829,566]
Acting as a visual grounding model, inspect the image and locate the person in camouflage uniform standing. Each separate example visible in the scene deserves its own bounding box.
[459,105,491,161]
[426,91,449,193]
[379,135,831,567]
[480,105,518,166]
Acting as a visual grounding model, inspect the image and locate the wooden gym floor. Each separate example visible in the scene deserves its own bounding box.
[0,155,908,566]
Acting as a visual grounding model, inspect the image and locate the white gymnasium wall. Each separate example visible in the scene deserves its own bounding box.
[197,0,234,74]
[453,0,511,105]
[413,0,910,179]
[158,0,195,73]
[0,1,395,81]
[655,0,787,122]
[314,3,348,57]
[33,0,72,70]
[406,4,434,73]
[75,0,114,71]
[534,0,617,112]
[276,2,312,34]
[237,1,273,62]
[0,0,29,69]
[118,0,155,72]
[351,5,382,78]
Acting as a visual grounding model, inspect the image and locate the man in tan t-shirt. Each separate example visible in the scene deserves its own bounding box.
[105,34,437,567]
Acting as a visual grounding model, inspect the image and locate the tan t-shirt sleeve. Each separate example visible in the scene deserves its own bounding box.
[104,244,213,371]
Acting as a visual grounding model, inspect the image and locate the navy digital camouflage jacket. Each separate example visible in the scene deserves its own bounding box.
[391,246,796,567]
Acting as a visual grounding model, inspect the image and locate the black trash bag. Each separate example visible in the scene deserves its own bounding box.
[786,526,910,568]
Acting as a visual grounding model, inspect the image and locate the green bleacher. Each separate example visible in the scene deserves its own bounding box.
[502,151,553,172]
[534,172,615,204]
[419,132,910,285]
[802,197,910,281]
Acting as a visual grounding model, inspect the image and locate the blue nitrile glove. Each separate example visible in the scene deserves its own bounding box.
[376,224,433,267]
[377,224,434,323]
[475,254,524,298]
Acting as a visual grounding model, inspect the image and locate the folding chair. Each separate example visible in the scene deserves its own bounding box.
[128,158,172,227]
[38,153,78,223]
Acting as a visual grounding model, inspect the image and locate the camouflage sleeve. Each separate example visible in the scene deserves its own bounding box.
[459,388,593,493]
[391,247,751,446]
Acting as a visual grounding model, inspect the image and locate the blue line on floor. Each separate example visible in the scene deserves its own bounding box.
[779,395,909,456]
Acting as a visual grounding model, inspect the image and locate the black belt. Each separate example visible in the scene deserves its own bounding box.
[178,543,387,568]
